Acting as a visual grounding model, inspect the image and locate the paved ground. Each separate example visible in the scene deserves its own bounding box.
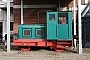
[0,47,90,60]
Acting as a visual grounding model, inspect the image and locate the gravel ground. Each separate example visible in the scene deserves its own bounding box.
[0,47,90,60]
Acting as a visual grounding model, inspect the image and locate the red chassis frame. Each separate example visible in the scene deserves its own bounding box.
[13,38,73,52]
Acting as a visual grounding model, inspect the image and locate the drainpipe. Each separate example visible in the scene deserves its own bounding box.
[21,0,23,24]
[73,0,76,48]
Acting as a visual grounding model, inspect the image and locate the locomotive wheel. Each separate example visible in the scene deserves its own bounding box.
[54,48,64,52]
[19,46,30,51]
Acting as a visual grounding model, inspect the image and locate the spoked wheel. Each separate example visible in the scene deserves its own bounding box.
[0,43,6,49]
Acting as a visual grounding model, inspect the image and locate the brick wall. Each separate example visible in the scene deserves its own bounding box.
[88,0,90,2]
[13,0,74,33]
[13,8,21,33]
[14,0,21,5]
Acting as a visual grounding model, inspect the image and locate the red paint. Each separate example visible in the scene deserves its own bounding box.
[13,38,73,52]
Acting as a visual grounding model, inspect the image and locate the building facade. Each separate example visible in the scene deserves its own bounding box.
[0,0,89,38]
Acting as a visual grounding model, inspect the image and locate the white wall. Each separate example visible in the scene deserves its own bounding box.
[0,8,13,37]
[0,9,4,20]
[85,0,88,4]
[2,9,13,20]
[1,0,13,2]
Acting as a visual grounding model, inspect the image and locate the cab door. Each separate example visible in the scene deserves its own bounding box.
[58,12,72,39]
[47,12,58,39]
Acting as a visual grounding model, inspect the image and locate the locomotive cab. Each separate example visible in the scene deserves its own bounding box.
[47,11,72,40]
